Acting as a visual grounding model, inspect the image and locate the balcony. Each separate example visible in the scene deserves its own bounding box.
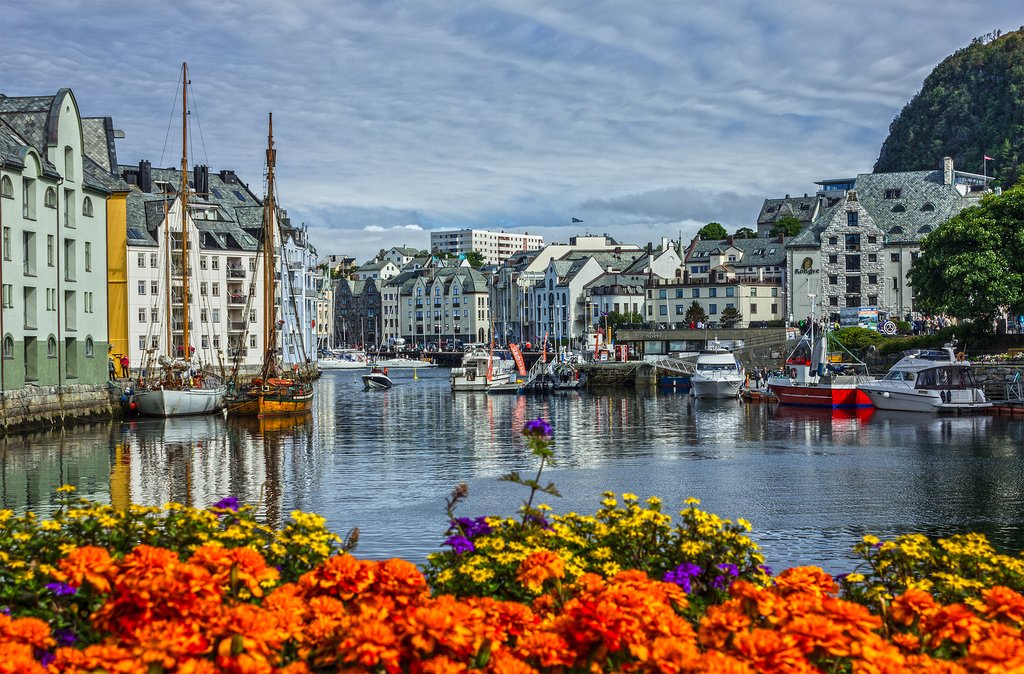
[228,294,246,305]
[228,321,248,332]
[227,267,246,279]
[288,260,302,270]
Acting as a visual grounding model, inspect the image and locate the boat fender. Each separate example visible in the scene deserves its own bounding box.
[956,352,965,361]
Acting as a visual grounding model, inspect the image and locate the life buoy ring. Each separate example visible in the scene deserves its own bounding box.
[956,352,965,362]
[789,367,797,379]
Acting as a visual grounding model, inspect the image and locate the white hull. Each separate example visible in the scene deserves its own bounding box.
[859,384,992,413]
[690,374,744,399]
[134,386,226,417]
[319,359,368,370]
[372,358,437,368]
[362,374,393,390]
[451,371,511,392]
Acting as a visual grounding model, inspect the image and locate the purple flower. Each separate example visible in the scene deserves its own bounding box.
[524,512,553,530]
[758,564,773,576]
[35,649,56,666]
[45,582,77,597]
[453,516,492,539]
[54,629,76,647]
[445,535,475,554]
[212,496,240,511]
[0,607,9,616]
[663,562,702,593]
[711,575,728,589]
[523,417,552,438]
[717,563,740,578]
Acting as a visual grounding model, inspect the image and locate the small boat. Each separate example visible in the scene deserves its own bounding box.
[319,348,369,370]
[451,347,514,392]
[858,344,992,413]
[362,368,393,390]
[689,339,744,399]
[767,328,874,408]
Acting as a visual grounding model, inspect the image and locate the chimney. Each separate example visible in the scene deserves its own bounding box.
[660,236,669,251]
[942,156,953,185]
[122,168,138,186]
[193,164,209,196]
[727,236,734,246]
[138,160,152,193]
[219,169,237,184]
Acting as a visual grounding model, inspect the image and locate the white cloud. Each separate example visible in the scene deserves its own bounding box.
[3,0,1021,262]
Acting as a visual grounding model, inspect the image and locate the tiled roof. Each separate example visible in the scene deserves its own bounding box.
[81,117,117,174]
[688,237,786,266]
[757,195,818,226]
[584,273,648,294]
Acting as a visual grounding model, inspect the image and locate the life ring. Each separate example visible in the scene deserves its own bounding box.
[956,352,965,362]
[789,367,797,379]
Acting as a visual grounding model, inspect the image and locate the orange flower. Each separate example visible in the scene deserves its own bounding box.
[981,586,1024,626]
[730,628,807,673]
[176,659,220,674]
[783,613,852,658]
[699,602,753,649]
[298,553,376,600]
[485,649,540,674]
[516,551,565,592]
[693,650,757,673]
[729,581,790,626]
[889,631,922,654]
[649,635,703,673]
[55,545,115,593]
[964,634,1024,674]
[417,654,471,674]
[0,645,48,674]
[890,588,940,627]
[338,618,401,671]
[0,614,53,651]
[50,644,141,674]
[922,604,984,649]
[514,631,576,668]
[773,566,838,597]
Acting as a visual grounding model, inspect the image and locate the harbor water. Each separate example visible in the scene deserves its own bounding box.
[3,367,1023,573]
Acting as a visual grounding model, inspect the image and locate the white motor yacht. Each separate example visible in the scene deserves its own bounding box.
[319,348,369,370]
[689,339,744,399]
[451,348,514,392]
[361,367,394,390]
[858,344,991,413]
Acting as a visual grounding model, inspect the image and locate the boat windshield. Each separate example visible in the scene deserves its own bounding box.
[698,363,738,371]
[882,370,916,382]
[915,366,977,388]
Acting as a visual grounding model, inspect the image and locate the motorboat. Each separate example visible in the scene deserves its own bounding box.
[371,355,437,369]
[689,339,744,399]
[319,348,369,370]
[451,347,514,392]
[858,345,992,413]
[361,368,393,390]
[767,328,874,408]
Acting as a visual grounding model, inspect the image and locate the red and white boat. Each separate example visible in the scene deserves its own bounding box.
[768,330,874,408]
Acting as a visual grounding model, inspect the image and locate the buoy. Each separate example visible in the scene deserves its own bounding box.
[129,401,138,411]
[413,368,418,380]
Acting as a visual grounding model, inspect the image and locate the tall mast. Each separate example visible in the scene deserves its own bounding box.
[180,62,191,360]
[263,113,276,375]
[163,188,171,359]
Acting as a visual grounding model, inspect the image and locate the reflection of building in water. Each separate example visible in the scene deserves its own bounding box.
[0,424,113,514]
[120,415,312,524]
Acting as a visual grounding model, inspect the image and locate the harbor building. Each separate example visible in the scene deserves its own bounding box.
[0,89,122,389]
[783,157,990,325]
[382,266,491,348]
[430,228,543,265]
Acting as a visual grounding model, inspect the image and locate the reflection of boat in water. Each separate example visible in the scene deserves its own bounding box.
[858,345,992,413]
[690,339,744,399]
[123,414,227,442]
[362,368,394,390]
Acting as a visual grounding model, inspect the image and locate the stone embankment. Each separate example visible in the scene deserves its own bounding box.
[0,383,119,433]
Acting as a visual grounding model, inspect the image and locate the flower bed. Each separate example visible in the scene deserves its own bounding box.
[2,421,1023,673]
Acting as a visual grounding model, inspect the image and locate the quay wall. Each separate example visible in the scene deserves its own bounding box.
[0,383,117,433]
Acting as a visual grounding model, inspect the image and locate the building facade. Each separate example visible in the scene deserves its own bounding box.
[382,266,491,348]
[0,89,118,388]
[430,228,543,265]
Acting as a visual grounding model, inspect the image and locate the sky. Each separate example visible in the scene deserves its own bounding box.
[2,2,1021,264]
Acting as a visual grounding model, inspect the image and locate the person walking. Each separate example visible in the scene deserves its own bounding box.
[120,354,130,378]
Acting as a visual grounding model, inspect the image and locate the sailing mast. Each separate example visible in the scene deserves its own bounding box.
[262,113,277,379]
[180,62,191,362]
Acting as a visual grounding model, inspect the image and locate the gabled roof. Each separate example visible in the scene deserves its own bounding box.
[687,238,786,266]
[757,195,818,226]
[584,273,648,294]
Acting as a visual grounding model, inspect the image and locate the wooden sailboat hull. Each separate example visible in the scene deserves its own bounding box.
[134,386,227,417]
[227,387,314,417]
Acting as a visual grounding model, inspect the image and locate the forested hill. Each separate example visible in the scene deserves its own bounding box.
[874,28,1024,188]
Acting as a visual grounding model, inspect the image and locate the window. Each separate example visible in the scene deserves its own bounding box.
[139,336,146,350]
[84,242,91,272]
[771,287,778,297]
[828,254,838,264]
[2,228,9,261]
[828,236,837,245]
[675,304,684,315]
[85,337,94,357]
[22,178,36,219]
[750,288,757,297]
[846,276,861,293]
[891,252,900,262]
[675,289,684,298]
[0,176,12,198]
[45,187,57,208]
[659,306,667,316]
[751,304,757,315]
[829,296,839,307]
[771,303,778,313]
[151,308,158,322]
[138,308,147,323]
[658,289,667,299]
[892,204,906,213]
[868,274,878,284]
[138,281,146,295]
[200,282,208,296]
[82,197,93,217]
[150,281,158,295]
[867,235,877,244]
[884,189,902,199]
[911,252,919,260]
[200,256,208,270]
[211,258,219,270]
[892,277,899,290]
[692,289,700,298]
[47,336,57,358]
[709,304,718,315]
[211,309,220,323]
[921,203,935,212]
[212,283,219,297]
[47,235,54,266]
[868,295,878,305]
[709,288,717,298]
[138,253,146,267]
[726,287,734,297]
[150,253,158,267]
[63,189,75,227]
[846,255,861,271]
[250,335,257,348]
[845,233,860,250]
[847,211,858,226]
[868,253,877,263]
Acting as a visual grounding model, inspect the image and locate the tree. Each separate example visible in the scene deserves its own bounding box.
[684,301,707,325]
[697,222,728,240]
[602,311,643,331]
[769,215,803,238]
[464,251,486,267]
[720,306,743,328]
[908,185,1024,325]
[732,227,757,239]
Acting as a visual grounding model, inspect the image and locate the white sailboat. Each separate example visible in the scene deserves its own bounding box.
[133,63,226,417]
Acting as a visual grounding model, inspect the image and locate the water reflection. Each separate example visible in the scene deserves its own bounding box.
[2,367,1022,574]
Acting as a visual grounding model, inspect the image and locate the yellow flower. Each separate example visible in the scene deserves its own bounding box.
[40,520,62,532]
[736,518,753,532]
[862,534,881,546]
[685,497,701,505]
[56,484,77,494]
[845,573,865,583]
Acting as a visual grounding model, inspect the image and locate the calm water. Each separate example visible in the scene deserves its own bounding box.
[3,367,1023,573]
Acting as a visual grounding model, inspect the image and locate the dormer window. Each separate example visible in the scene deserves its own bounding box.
[921,203,935,212]
[892,204,906,213]
[884,189,902,199]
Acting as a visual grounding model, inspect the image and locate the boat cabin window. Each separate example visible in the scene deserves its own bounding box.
[915,367,975,388]
[883,370,914,381]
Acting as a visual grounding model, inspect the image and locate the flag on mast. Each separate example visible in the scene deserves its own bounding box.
[984,155,994,161]
[571,217,583,223]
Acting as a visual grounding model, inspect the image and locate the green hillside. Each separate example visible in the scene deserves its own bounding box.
[874,28,1024,188]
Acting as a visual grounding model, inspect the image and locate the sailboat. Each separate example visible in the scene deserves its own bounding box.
[226,113,314,417]
[133,63,226,417]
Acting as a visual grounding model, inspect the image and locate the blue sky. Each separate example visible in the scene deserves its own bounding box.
[2,1,1021,263]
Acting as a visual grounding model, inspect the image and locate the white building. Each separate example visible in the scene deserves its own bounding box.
[382,266,491,347]
[0,89,117,387]
[430,228,543,265]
